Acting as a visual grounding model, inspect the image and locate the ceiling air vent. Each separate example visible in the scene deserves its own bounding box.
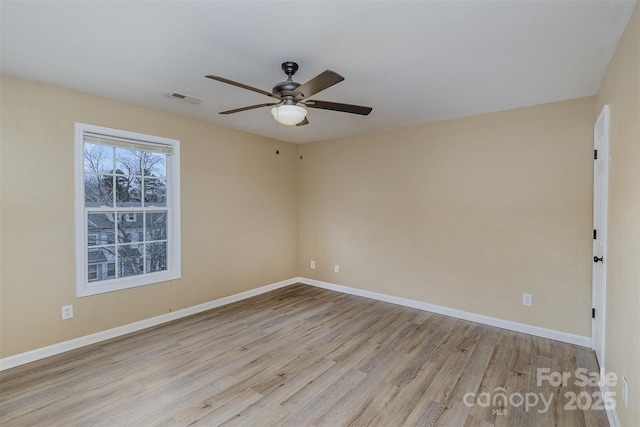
[165,92,202,105]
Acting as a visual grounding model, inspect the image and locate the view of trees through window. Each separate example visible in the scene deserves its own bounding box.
[84,142,168,282]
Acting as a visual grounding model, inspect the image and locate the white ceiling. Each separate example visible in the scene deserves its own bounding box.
[1,1,636,143]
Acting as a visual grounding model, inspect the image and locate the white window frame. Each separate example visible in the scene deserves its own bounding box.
[75,123,181,297]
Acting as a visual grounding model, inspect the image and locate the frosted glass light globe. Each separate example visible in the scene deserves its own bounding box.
[271,104,307,126]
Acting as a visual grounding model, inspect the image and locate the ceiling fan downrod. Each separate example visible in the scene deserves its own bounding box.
[273,61,301,95]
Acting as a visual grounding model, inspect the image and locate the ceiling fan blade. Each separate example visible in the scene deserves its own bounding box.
[296,117,309,126]
[206,75,280,99]
[294,70,344,99]
[304,100,372,115]
[219,102,279,115]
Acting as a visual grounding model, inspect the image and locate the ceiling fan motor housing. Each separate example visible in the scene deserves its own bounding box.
[272,80,300,96]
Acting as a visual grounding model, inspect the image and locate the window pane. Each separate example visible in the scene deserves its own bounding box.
[117,212,143,244]
[84,143,114,173]
[88,213,115,245]
[115,176,142,207]
[146,212,167,241]
[144,152,166,177]
[88,247,116,282]
[144,178,167,207]
[118,244,144,277]
[85,174,114,207]
[146,242,167,273]
[115,147,143,176]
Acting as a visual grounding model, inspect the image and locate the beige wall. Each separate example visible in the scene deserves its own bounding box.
[298,96,596,337]
[595,3,640,426]
[0,75,299,358]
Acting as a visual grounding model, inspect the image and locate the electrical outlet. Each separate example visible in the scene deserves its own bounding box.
[334,264,340,273]
[623,376,628,407]
[523,293,533,307]
[310,260,315,269]
[62,304,74,320]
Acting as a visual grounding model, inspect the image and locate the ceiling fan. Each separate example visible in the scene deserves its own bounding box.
[205,61,372,126]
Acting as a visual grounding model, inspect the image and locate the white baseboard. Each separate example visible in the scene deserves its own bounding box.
[1,276,591,371]
[0,278,297,371]
[600,381,622,427]
[298,277,592,348]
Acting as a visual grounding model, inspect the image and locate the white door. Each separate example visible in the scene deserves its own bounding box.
[592,104,609,371]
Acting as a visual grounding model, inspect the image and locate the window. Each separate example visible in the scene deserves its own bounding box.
[88,265,98,281]
[75,123,180,297]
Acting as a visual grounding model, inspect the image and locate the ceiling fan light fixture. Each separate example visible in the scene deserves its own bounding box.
[271,104,307,126]
[207,62,371,126]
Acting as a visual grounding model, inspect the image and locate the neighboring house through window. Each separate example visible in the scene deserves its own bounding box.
[75,123,181,296]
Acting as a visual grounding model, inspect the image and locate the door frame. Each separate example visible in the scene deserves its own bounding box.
[592,104,609,371]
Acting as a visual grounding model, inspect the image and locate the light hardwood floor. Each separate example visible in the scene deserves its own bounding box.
[0,284,608,426]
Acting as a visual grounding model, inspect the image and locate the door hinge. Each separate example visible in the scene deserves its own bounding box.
[593,229,597,240]
[594,149,598,160]
[592,308,596,319]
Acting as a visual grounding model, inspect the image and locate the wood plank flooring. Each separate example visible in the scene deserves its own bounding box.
[0,284,609,426]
